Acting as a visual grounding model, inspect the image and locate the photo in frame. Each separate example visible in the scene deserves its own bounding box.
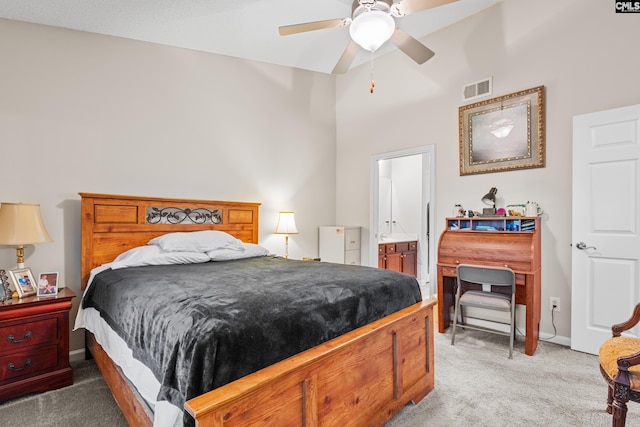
[9,268,37,298]
[0,269,9,301]
[38,272,59,297]
[459,85,545,176]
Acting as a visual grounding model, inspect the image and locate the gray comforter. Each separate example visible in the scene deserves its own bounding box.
[82,256,422,425]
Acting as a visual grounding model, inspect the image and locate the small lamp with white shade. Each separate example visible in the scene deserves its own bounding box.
[274,211,299,259]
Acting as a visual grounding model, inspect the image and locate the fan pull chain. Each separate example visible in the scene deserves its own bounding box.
[369,51,375,94]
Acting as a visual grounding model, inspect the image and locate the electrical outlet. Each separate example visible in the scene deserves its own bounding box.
[550,297,560,312]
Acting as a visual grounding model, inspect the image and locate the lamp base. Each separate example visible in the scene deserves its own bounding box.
[482,208,496,215]
[16,245,25,269]
[284,235,289,259]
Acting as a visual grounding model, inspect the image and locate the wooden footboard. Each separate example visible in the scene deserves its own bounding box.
[185,299,435,427]
[87,300,435,427]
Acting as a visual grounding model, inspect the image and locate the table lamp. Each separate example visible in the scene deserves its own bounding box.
[274,211,298,259]
[0,202,53,268]
[481,187,498,215]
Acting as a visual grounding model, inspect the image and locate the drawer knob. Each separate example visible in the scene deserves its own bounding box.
[8,359,32,371]
[7,331,32,343]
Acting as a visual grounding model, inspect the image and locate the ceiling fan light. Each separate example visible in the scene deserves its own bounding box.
[349,11,395,52]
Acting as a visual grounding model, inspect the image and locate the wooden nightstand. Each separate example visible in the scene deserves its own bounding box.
[0,287,76,402]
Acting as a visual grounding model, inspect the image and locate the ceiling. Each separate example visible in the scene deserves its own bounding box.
[0,0,499,74]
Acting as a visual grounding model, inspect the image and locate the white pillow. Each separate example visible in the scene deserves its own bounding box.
[148,230,244,253]
[111,245,210,269]
[207,243,270,261]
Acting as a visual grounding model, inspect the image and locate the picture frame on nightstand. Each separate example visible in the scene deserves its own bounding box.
[8,268,37,298]
[0,270,8,301]
[37,272,59,297]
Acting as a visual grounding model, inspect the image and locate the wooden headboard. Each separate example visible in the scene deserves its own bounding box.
[80,193,260,289]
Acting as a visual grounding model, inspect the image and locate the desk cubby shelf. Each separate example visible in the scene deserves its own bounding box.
[447,217,537,232]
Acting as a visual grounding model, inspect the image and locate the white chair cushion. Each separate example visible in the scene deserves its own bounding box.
[460,290,511,309]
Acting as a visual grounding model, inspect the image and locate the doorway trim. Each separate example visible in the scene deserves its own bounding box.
[370,145,436,296]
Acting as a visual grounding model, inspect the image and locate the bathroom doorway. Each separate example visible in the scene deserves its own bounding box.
[370,146,436,297]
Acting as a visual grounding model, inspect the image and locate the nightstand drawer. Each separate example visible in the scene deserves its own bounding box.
[0,318,58,353]
[0,344,59,382]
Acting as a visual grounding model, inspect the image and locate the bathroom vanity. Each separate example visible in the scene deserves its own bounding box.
[378,235,418,277]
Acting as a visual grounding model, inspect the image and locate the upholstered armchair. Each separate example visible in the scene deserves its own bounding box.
[599,303,640,427]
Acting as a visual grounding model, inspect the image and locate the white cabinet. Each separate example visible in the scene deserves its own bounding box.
[319,226,361,265]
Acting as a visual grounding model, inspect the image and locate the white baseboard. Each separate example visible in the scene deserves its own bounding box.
[456,317,571,348]
[538,334,571,347]
[69,348,86,363]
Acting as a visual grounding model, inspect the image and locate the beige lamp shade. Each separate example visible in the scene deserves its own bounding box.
[0,203,53,245]
[0,203,53,268]
[274,211,299,235]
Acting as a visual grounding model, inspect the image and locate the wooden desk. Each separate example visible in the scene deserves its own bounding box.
[436,217,541,356]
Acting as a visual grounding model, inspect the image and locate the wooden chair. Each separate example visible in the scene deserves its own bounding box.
[450,264,516,359]
[599,303,640,426]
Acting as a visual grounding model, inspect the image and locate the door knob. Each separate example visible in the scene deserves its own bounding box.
[576,241,596,250]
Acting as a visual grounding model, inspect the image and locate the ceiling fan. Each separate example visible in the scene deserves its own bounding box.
[279,0,458,74]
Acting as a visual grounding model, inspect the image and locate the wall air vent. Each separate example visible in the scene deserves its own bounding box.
[462,77,492,102]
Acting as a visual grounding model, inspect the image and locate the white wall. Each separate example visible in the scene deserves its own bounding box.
[0,18,337,352]
[335,0,640,342]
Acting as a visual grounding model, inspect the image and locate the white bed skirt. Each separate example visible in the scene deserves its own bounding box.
[75,305,183,427]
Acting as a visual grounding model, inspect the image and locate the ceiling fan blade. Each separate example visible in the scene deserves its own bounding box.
[391,0,458,17]
[278,18,350,36]
[390,29,435,64]
[332,41,360,74]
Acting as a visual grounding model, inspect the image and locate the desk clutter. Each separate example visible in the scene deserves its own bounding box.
[453,199,543,219]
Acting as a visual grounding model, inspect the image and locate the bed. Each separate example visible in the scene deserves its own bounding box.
[77,192,435,427]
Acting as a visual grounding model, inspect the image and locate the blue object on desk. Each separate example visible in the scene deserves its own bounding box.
[475,225,497,231]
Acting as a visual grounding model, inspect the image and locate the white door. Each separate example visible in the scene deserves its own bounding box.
[571,104,640,355]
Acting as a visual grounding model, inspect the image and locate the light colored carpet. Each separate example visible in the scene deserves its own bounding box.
[0,329,620,426]
[1,360,127,426]
[385,327,614,427]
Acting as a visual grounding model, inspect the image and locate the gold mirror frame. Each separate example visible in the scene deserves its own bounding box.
[459,85,545,176]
